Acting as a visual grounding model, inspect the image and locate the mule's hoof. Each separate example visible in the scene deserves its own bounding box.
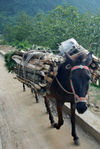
[51,122,55,127]
[74,139,80,146]
[36,100,39,103]
[53,123,60,129]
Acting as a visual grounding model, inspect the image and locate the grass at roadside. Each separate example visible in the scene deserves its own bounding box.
[89,84,100,107]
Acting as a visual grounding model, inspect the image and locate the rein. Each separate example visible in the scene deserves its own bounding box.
[55,77,73,94]
[70,65,89,103]
[56,65,90,103]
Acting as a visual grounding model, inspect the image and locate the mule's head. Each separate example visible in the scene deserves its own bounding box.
[66,52,92,114]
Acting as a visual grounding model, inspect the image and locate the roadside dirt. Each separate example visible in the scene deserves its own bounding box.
[0,45,16,53]
[0,51,100,148]
[89,86,100,117]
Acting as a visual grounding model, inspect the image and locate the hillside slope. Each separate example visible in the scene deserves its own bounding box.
[0,0,100,17]
[0,0,100,32]
[0,0,63,16]
[65,0,100,14]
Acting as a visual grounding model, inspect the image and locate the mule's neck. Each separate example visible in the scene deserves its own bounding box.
[57,64,72,93]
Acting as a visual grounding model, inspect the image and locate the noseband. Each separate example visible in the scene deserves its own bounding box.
[70,65,89,103]
[56,65,90,103]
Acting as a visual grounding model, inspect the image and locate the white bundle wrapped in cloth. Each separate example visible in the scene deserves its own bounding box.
[58,38,99,61]
[59,38,79,56]
[58,38,100,85]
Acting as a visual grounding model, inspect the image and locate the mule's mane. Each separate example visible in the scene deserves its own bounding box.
[71,52,86,61]
[70,52,87,66]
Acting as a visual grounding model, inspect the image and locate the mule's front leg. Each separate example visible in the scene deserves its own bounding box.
[71,103,80,145]
[53,103,64,129]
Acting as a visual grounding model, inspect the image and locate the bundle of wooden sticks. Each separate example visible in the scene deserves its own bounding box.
[12,50,64,94]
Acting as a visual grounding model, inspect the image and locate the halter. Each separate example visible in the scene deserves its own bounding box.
[56,65,89,103]
[70,65,89,103]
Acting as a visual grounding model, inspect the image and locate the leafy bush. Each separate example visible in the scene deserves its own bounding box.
[91,81,100,88]
[12,40,32,50]
[4,51,17,72]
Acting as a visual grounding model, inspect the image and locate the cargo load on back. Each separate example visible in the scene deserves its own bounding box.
[5,38,100,95]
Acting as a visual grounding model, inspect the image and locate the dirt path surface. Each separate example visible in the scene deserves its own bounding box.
[0,55,100,149]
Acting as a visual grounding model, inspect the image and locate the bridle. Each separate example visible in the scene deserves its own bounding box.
[70,65,89,103]
[56,65,90,103]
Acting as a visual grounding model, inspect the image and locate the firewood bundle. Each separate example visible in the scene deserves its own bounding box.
[12,50,64,94]
[90,70,100,85]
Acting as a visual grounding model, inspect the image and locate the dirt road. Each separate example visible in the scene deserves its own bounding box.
[0,55,100,149]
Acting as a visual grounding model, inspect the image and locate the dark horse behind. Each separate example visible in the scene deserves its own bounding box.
[44,52,92,145]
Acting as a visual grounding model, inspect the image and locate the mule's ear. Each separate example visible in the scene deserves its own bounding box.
[85,52,93,66]
[65,53,73,65]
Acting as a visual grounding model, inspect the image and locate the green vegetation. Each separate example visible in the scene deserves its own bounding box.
[0,0,100,32]
[4,51,17,72]
[90,84,100,102]
[0,0,63,32]
[91,80,100,88]
[66,0,100,14]
[0,0,100,17]
[2,6,100,57]
[96,94,100,100]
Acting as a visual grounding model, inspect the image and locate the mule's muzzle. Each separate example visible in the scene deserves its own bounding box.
[76,102,87,114]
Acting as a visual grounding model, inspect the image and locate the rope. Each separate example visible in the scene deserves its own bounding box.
[32,54,41,82]
[22,53,34,79]
[55,77,73,95]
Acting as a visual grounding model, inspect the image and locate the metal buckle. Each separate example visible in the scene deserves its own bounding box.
[79,65,84,69]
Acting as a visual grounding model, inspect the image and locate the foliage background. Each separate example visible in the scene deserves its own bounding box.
[0,0,100,32]
[0,0,100,57]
